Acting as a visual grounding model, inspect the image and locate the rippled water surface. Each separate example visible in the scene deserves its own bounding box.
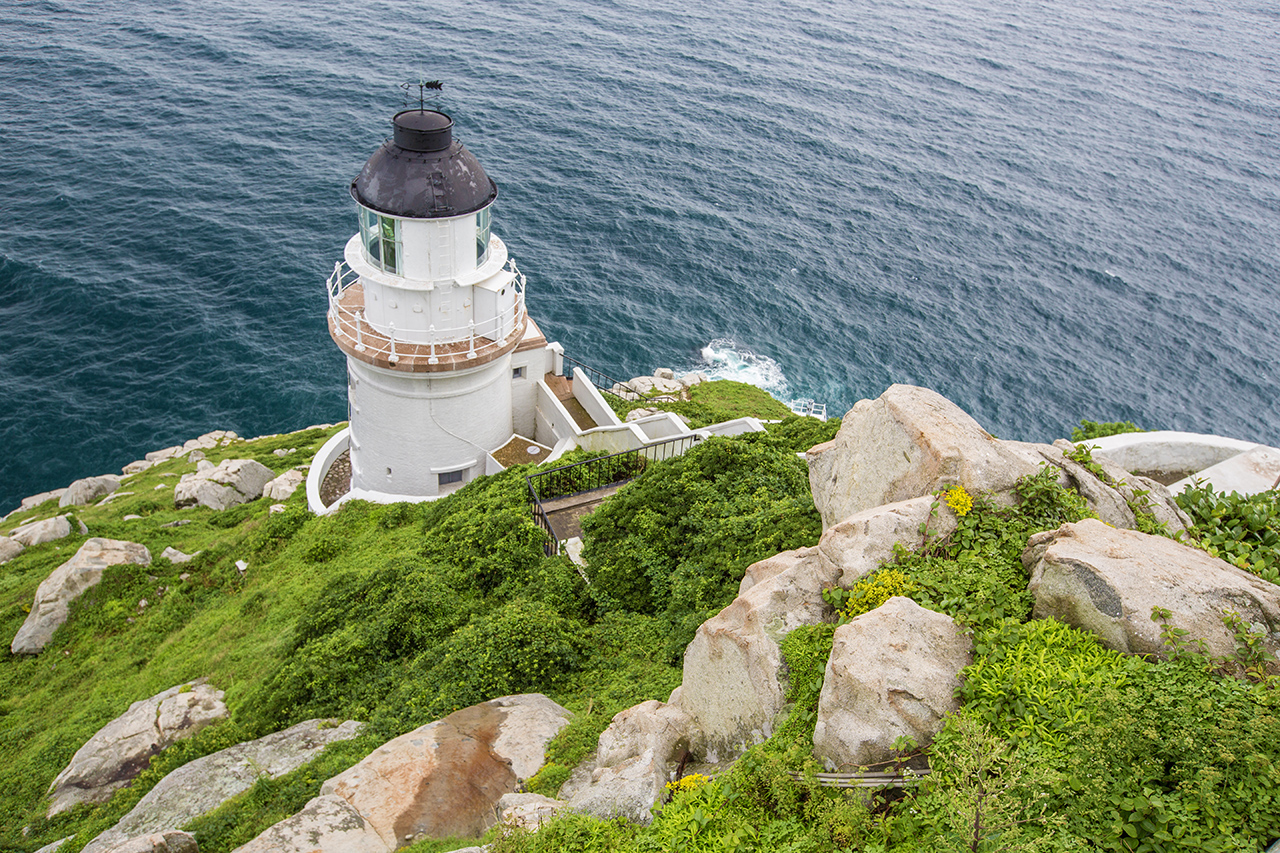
[1,0,1277,510]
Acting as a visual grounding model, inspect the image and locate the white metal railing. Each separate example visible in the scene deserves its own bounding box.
[326,260,527,364]
[790,399,828,419]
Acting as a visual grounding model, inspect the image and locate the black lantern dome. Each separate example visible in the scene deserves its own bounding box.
[350,109,498,219]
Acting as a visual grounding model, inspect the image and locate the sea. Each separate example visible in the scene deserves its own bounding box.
[1,0,1278,513]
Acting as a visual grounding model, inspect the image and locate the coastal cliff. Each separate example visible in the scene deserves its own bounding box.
[4,382,1280,853]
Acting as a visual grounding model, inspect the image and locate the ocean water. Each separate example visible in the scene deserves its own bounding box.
[1,0,1277,512]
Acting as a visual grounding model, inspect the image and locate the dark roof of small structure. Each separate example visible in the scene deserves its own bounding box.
[350,109,498,219]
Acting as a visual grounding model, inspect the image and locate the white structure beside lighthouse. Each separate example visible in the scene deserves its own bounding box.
[306,106,764,514]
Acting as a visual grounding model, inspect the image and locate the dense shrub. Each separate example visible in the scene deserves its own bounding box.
[1071,419,1145,441]
[1177,483,1280,583]
[581,433,822,658]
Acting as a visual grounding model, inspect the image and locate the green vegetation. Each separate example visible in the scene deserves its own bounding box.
[6,391,1280,853]
[0,382,825,852]
[1176,484,1280,583]
[1071,419,1145,441]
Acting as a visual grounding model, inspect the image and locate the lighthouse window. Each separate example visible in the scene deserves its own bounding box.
[476,207,491,265]
[359,208,403,275]
[438,469,465,487]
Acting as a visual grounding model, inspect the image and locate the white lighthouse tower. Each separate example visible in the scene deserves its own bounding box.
[310,106,560,506]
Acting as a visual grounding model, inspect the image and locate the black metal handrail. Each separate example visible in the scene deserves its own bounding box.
[527,432,704,555]
[561,354,641,402]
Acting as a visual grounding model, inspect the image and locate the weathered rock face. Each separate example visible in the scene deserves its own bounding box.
[46,680,228,817]
[262,468,306,501]
[60,475,122,507]
[497,792,565,831]
[9,515,75,547]
[806,385,1044,529]
[81,719,364,853]
[1025,519,1280,659]
[816,496,957,588]
[813,597,972,769]
[100,831,197,853]
[319,694,570,846]
[174,459,275,511]
[562,700,692,824]
[679,546,836,760]
[12,538,152,655]
[1037,440,1191,536]
[232,795,386,853]
[0,536,24,564]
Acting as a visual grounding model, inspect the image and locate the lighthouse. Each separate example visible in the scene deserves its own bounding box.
[305,103,764,515]
[312,106,560,506]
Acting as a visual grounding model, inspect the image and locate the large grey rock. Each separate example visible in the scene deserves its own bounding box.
[261,468,306,501]
[816,496,956,588]
[12,538,152,655]
[81,719,363,853]
[101,831,197,853]
[60,476,122,507]
[0,536,24,564]
[174,459,275,511]
[9,515,74,547]
[813,597,972,769]
[231,795,386,853]
[806,385,1044,529]
[1025,519,1280,659]
[497,792,565,831]
[320,694,569,845]
[562,700,691,824]
[1037,440,1191,536]
[19,488,68,511]
[46,680,227,817]
[160,547,196,564]
[679,546,837,760]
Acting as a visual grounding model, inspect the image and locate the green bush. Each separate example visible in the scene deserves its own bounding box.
[1071,419,1145,441]
[1177,484,1280,583]
[581,434,822,659]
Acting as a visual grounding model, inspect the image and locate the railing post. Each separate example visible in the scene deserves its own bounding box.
[467,320,477,358]
[355,310,365,352]
[428,324,438,365]
[388,322,398,365]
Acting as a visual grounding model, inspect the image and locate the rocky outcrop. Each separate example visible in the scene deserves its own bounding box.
[60,475,122,508]
[12,538,152,655]
[100,831,197,853]
[816,496,956,587]
[313,694,567,847]
[1025,519,1280,659]
[806,385,1045,529]
[174,459,275,511]
[562,700,691,824]
[81,719,363,853]
[262,468,306,501]
[497,792,565,831]
[9,515,80,547]
[46,680,228,817]
[232,795,385,853]
[1,536,25,563]
[160,547,196,564]
[813,597,972,769]
[807,385,1192,537]
[679,546,836,759]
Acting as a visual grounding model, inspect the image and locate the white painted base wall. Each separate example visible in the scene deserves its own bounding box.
[347,355,513,497]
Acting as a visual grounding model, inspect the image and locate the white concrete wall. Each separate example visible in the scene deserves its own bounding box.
[306,427,351,514]
[534,380,579,448]
[512,344,554,438]
[1089,431,1259,475]
[348,354,512,497]
[571,369,624,429]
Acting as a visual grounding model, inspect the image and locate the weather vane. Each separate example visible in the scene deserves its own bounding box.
[401,79,444,111]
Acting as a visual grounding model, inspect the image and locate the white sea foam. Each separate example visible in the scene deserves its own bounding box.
[693,338,791,401]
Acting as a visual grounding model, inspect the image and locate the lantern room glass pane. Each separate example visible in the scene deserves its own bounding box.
[476,207,491,266]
